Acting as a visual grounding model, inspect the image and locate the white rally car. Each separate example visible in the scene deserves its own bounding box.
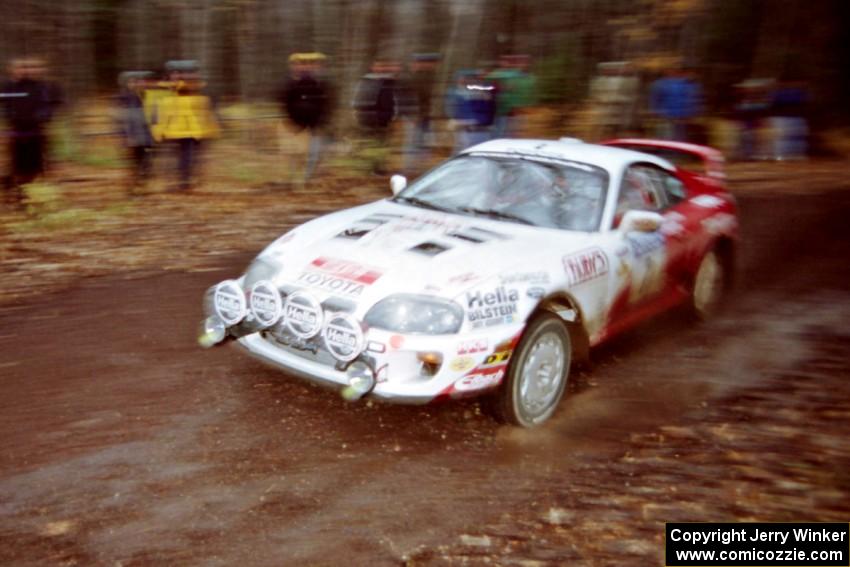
[200,138,738,427]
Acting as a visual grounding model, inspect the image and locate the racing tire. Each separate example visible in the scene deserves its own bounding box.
[689,249,725,320]
[493,313,571,427]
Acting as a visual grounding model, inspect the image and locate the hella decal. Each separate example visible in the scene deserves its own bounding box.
[322,313,365,362]
[283,291,324,338]
[466,287,519,328]
[248,280,283,328]
[213,280,246,325]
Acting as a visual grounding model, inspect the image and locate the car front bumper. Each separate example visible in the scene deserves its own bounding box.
[236,323,525,404]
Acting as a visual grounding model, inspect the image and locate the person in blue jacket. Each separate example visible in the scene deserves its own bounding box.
[446,70,497,153]
[649,66,702,142]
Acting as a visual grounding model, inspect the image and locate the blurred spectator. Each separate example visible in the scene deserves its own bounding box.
[488,54,537,138]
[649,66,702,142]
[278,52,333,183]
[588,61,640,140]
[733,78,772,160]
[446,70,497,153]
[353,60,401,174]
[768,80,809,160]
[0,57,62,207]
[153,61,220,192]
[398,53,440,174]
[116,71,155,193]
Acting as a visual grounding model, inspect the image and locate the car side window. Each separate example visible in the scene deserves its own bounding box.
[614,165,664,227]
[656,169,686,205]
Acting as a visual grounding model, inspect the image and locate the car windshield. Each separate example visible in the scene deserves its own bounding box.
[394,155,609,231]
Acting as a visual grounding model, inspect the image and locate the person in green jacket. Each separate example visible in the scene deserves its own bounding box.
[487,54,537,139]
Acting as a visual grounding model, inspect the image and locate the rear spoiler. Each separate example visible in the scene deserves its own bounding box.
[601,138,725,181]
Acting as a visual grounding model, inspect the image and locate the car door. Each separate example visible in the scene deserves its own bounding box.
[611,163,670,311]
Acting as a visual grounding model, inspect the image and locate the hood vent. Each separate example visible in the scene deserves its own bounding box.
[409,241,451,257]
[336,217,389,240]
[447,227,508,244]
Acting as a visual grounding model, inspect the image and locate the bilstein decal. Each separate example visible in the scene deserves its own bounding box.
[466,286,519,328]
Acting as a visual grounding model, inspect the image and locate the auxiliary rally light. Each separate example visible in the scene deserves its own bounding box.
[198,316,227,348]
[341,361,376,401]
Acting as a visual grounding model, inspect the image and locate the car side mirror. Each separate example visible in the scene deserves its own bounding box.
[619,210,663,233]
[390,174,407,196]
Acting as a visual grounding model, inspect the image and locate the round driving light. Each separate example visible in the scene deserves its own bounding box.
[323,312,366,362]
[283,291,324,338]
[248,280,283,328]
[198,316,227,348]
[341,361,376,401]
[210,280,246,326]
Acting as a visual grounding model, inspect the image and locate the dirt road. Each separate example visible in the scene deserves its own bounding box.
[1,187,849,566]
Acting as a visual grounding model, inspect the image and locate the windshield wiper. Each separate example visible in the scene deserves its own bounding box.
[393,195,450,212]
[456,206,534,225]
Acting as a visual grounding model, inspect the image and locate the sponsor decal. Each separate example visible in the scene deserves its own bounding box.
[563,247,609,286]
[366,341,386,353]
[483,351,511,367]
[690,194,724,208]
[213,280,246,325]
[661,211,686,237]
[310,257,382,285]
[526,286,545,299]
[448,272,481,285]
[390,215,464,234]
[449,356,476,372]
[323,313,365,362]
[454,368,505,392]
[248,280,283,328]
[283,291,324,338]
[296,272,367,296]
[295,257,383,297]
[457,338,488,355]
[466,286,519,328]
[500,271,550,285]
[702,213,737,236]
[626,232,665,258]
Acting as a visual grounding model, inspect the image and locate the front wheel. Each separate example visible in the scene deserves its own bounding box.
[690,250,725,320]
[494,313,571,427]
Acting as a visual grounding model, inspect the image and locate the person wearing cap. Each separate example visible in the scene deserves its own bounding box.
[278,52,333,183]
[152,62,219,192]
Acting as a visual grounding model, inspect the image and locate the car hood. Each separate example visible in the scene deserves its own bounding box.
[254,200,595,314]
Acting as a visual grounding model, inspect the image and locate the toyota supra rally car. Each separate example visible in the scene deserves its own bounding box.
[199,137,738,427]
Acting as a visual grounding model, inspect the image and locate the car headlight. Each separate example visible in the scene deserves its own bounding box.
[364,294,463,335]
[243,256,282,289]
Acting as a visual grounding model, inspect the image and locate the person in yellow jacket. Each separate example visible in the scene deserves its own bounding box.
[153,62,219,192]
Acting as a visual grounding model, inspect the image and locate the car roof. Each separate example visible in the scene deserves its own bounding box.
[460,138,676,173]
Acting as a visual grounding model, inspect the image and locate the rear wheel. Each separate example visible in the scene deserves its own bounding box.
[690,250,725,320]
[494,313,571,427]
